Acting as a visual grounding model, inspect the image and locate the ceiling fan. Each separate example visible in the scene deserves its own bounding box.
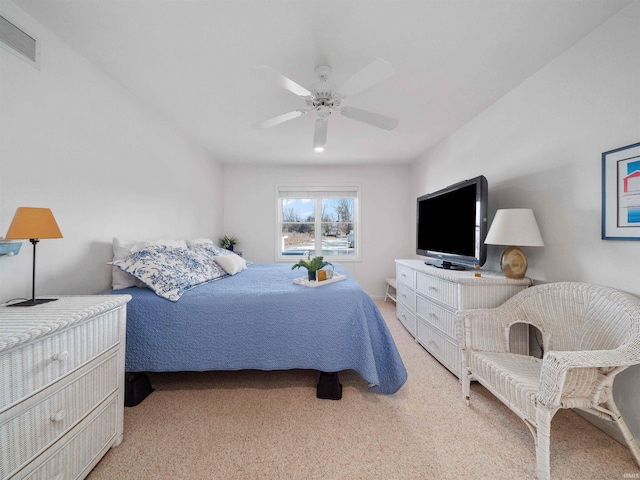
[253,58,399,151]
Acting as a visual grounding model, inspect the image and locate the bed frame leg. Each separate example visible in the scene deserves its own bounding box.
[317,372,342,400]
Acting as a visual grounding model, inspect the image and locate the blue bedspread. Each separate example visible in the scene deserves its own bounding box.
[110,263,407,394]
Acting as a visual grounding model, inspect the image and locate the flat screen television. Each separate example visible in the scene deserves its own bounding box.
[416,175,488,270]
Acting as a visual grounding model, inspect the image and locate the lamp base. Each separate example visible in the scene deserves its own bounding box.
[500,246,528,279]
[7,298,58,307]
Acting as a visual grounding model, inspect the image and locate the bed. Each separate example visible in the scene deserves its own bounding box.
[109,260,407,395]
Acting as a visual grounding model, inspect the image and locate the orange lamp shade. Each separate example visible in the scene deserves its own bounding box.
[5,207,63,240]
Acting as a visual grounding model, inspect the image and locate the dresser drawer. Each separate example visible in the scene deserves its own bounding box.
[416,296,457,339]
[396,282,416,311]
[396,302,416,337]
[396,264,416,289]
[0,308,121,413]
[21,396,118,480]
[416,273,458,309]
[0,351,118,478]
[416,316,460,376]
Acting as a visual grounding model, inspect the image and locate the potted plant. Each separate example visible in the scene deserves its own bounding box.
[291,253,332,282]
[219,235,238,252]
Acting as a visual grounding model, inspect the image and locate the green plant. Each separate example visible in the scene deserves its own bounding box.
[219,235,238,249]
[291,254,332,272]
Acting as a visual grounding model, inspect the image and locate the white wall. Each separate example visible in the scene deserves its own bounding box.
[0,3,223,301]
[409,1,640,443]
[223,164,411,298]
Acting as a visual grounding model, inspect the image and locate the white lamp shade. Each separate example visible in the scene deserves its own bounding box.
[484,209,544,247]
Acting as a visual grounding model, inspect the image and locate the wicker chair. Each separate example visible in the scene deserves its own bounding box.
[456,282,640,480]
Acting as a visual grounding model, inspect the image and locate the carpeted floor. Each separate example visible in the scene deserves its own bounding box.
[88,300,640,479]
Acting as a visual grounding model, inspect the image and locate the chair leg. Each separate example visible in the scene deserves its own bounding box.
[535,408,554,480]
[606,398,640,468]
[462,371,471,406]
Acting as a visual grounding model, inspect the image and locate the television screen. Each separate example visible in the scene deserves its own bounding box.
[416,175,488,269]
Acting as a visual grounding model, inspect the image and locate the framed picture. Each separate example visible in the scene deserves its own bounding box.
[602,142,640,240]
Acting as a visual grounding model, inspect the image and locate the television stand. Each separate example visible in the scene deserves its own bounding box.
[395,259,531,378]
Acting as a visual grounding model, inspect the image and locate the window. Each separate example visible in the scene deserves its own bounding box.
[276,185,360,261]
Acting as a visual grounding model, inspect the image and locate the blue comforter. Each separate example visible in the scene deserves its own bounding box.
[111,263,407,394]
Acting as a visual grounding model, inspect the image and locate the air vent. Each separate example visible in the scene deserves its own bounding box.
[0,14,39,68]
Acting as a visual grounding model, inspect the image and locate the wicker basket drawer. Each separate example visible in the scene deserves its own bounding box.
[0,351,118,478]
[416,316,460,376]
[416,296,457,338]
[396,264,416,289]
[396,282,416,311]
[0,308,121,413]
[396,302,416,337]
[22,397,118,480]
[416,273,458,309]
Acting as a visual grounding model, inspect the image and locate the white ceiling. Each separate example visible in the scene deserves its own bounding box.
[11,0,632,166]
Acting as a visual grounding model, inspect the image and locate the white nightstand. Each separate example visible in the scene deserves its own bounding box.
[0,295,130,479]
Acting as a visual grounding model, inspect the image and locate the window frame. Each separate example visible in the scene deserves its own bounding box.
[275,184,361,262]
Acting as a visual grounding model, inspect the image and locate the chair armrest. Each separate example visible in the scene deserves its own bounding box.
[544,349,638,369]
[456,308,512,353]
[537,348,638,408]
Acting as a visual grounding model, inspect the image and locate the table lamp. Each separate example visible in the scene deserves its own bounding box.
[484,208,544,279]
[5,207,63,306]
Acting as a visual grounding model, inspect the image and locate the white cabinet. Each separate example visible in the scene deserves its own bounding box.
[0,295,131,480]
[395,260,530,377]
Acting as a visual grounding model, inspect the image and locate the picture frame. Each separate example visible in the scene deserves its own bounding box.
[602,141,640,240]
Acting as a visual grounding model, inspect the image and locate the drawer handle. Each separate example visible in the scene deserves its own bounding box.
[52,351,69,361]
[50,409,66,422]
[428,285,437,291]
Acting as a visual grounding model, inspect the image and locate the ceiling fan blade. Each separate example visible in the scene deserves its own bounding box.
[253,110,307,129]
[337,58,394,98]
[313,118,328,149]
[256,65,312,97]
[340,106,399,130]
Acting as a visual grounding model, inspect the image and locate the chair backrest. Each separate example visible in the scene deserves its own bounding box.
[505,282,640,352]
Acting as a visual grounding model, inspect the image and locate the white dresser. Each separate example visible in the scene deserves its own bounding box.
[0,295,131,480]
[395,259,531,377]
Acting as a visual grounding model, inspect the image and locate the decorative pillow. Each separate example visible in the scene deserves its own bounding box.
[197,243,234,256]
[110,245,227,301]
[214,253,247,275]
[111,238,188,290]
[186,238,214,248]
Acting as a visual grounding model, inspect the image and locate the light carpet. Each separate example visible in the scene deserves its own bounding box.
[88,300,640,479]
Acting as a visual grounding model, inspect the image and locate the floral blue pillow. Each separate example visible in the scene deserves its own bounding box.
[110,245,228,301]
[193,243,234,256]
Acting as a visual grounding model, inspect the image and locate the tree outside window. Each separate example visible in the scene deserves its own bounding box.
[277,186,359,261]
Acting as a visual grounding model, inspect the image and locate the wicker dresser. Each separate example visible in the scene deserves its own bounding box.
[395,259,530,377]
[0,295,131,480]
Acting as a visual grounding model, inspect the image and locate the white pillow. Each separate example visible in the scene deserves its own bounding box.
[186,238,214,248]
[111,238,188,290]
[112,238,150,289]
[214,253,247,275]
